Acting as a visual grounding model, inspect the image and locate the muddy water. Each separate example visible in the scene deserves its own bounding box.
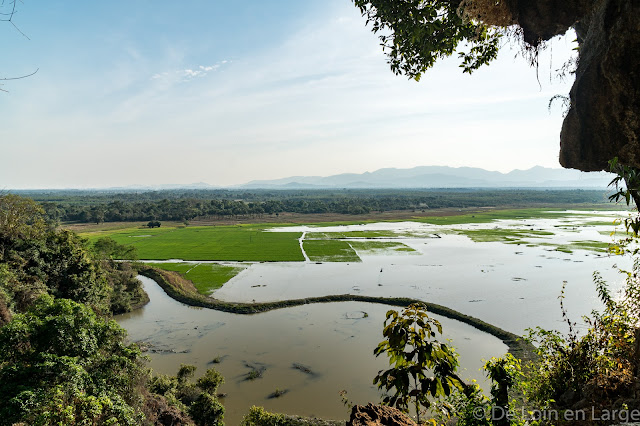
[120,212,631,423]
[117,276,508,424]
[219,215,630,335]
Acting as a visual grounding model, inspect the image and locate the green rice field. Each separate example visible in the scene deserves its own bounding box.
[148,262,246,294]
[82,225,304,261]
[79,208,620,264]
[303,240,360,262]
[307,230,399,239]
[349,241,416,254]
[457,228,555,243]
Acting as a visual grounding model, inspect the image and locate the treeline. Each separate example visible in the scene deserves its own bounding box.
[16,188,612,224]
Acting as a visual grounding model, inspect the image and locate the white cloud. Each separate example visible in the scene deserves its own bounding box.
[0,0,579,188]
[150,61,227,83]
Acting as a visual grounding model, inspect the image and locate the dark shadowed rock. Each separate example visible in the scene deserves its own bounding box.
[467,0,639,172]
[347,403,416,426]
[143,393,194,425]
[514,0,588,45]
[559,0,640,171]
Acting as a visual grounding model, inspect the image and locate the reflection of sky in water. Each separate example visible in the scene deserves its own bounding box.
[119,212,633,423]
[117,276,506,424]
[218,214,630,335]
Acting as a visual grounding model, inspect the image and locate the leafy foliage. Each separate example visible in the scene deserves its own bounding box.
[373,303,463,422]
[436,355,524,426]
[0,296,148,425]
[608,158,640,248]
[352,0,502,79]
[0,195,165,423]
[241,406,289,426]
[93,236,138,260]
[0,194,49,243]
[524,262,640,411]
[22,188,611,224]
[149,364,225,426]
[0,195,145,316]
[374,304,531,425]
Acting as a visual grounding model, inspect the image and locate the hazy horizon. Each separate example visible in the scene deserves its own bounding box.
[3,164,612,190]
[2,1,576,189]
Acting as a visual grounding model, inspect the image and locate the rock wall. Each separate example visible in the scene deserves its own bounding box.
[464,0,639,171]
[559,0,640,171]
[346,403,416,426]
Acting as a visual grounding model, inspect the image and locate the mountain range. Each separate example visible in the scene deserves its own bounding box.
[40,166,612,191]
[237,166,613,189]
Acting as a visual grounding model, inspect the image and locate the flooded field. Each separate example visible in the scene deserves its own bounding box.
[216,212,630,335]
[118,276,507,424]
[118,210,632,423]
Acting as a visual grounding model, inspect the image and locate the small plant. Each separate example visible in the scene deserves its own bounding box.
[524,260,640,412]
[373,303,465,423]
[435,356,524,426]
[268,388,287,399]
[246,369,263,381]
[211,356,222,364]
[483,354,523,426]
[292,363,314,375]
[149,365,225,426]
[339,390,353,410]
[241,406,288,425]
[608,157,640,248]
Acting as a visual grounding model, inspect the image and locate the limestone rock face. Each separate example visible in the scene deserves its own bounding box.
[512,0,589,45]
[346,403,417,426]
[559,0,640,171]
[466,0,639,171]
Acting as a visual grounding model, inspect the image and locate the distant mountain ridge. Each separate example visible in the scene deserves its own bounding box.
[238,166,613,189]
[23,166,612,191]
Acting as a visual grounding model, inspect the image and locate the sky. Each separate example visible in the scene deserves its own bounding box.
[0,0,578,189]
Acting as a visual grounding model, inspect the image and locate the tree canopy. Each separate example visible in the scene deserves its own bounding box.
[0,296,148,425]
[353,0,640,174]
[352,0,502,79]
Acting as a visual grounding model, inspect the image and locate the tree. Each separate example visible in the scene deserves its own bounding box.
[93,236,138,260]
[373,303,464,423]
[353,0,640,174]
[0,194,48,246]
[1,195,145,316]
[148,365,225,426]
[353,0,502,79]
[0,296,148,425]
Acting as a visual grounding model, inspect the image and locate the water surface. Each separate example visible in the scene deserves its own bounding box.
[117,276,508,424]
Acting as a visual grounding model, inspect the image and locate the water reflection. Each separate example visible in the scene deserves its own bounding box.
[117,276,508,424]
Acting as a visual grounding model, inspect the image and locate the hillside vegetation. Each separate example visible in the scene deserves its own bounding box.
[0,195,225,425]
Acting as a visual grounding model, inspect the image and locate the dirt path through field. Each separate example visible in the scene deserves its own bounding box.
[299,231,310,261]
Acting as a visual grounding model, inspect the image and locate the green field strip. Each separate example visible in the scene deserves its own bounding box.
[86,225,304,261]
[302,240,361,262]
[148,262,246,294]
[349,241,416,254]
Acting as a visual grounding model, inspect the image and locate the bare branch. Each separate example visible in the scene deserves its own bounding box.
[0,0,17,22]
[2,0,34,91]
[9,18,29,39]
[0,68,38,81]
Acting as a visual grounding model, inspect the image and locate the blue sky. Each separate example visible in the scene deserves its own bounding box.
[1,1,576,188]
